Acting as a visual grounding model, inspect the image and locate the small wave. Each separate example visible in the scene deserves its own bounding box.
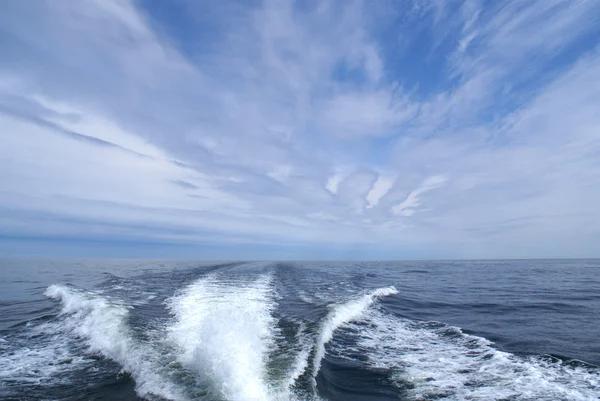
[311,286,398,378]
[45,284,187,401]
[341,309,600,401]
[166,274,282,401]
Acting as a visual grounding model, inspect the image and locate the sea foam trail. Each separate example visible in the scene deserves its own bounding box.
[343,309,600,401]
[167,274,280,401]
[0,320,93,388]
[311,286,398,378]
[45,285,187,401]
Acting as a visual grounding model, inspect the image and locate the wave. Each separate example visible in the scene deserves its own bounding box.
[311,286,398,378]
[282,323,313,392]
[339,309,600,401]
[45,284,188,401]
[166,274,283,401]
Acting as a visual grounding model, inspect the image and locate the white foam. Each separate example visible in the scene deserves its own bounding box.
[45,284,187,401]
[311,286,398,377]
[167,274,281,401]
[0,320,93,386]
[297,291,318,305]
[283,324,312,390]
[343,309,600,401]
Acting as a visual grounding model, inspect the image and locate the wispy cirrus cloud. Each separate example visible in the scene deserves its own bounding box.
[391,175,447,217]
[1,0,600,258]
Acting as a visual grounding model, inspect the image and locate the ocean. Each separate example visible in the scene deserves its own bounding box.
[0,259,599,400]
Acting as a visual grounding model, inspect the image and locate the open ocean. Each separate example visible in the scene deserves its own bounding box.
[0,259,599,400]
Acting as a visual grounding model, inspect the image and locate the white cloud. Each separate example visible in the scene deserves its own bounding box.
[267,165,293,182]
[366,176,394,209]
[1,0,600,257]
[320,90,417,138]
[29,95,165,159]
[391,175,447,217]
[325,174,343,195]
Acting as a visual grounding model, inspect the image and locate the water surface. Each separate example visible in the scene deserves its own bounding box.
[1,259,599,400]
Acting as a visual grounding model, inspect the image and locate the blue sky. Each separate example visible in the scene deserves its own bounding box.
[1,0,600,259]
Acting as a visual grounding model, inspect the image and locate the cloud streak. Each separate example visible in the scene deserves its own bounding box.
[391,176,447,217]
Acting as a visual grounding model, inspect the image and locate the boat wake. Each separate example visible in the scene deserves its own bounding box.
[311,286,398,378]
[45,284,188,400]
[166,274,282,400]
[333,308,600,400]
[16,273,596,401]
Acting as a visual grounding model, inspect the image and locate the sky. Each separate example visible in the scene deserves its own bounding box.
[1,0,600,259]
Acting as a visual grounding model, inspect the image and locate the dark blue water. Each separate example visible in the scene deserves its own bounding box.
[1,259,599,400]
